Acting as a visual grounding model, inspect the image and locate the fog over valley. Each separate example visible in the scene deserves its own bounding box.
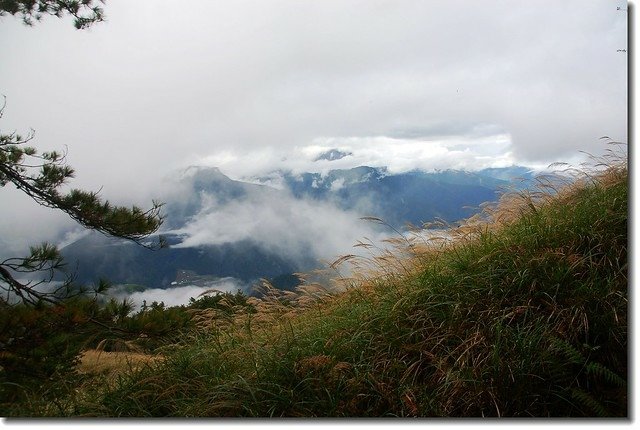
[53,161,536,308]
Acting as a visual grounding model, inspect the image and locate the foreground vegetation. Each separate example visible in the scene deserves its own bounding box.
[1,150,628,417]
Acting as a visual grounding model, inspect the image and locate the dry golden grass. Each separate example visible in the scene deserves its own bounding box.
[330,142,628,290]
[77,349,162,377]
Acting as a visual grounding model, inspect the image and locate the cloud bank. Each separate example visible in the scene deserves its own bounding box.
[0,0,627,195]
[199,133,520,180]
[111,281,244,310]
[169,186,386,269]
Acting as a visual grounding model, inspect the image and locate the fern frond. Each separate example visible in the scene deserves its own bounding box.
[570,388,608,417]
[585,362,626,387]
[550,337,584,365]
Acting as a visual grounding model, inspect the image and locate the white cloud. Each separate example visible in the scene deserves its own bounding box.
[171,189,386,267]
[0,186,77,259]
[0,1,626,186]
[330,177,346,191]
[190,133,518,180]
[113,281,244,309]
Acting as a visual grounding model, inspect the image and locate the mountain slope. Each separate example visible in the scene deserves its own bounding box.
[60,233,303,288]
[261,166,533,227]
[60,165,534,289]
[74,161,627,417]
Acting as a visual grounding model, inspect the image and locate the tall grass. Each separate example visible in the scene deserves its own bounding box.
[48,146,628,417]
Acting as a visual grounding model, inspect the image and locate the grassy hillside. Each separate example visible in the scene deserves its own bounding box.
[5,151,628,417]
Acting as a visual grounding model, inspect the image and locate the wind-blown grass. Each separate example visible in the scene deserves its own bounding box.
[47,146,629,417]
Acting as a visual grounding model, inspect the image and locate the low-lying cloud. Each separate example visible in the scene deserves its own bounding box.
[170,188,388,269]
[111,280,244,310]
[197,133,522,181]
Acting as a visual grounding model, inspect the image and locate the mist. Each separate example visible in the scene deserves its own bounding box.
[169,184,388,269]
[109,280,245,310]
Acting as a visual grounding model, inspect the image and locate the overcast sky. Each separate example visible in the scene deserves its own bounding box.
[0,0,629,255]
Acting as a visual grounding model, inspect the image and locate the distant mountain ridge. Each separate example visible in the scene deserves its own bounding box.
[60,164,534,291]
[314,149,353,161]
[253,165,533,228]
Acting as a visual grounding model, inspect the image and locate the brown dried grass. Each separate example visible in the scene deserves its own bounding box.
[77,349,162,376]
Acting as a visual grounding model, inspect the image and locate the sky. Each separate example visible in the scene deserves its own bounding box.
[0,0,629,257]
